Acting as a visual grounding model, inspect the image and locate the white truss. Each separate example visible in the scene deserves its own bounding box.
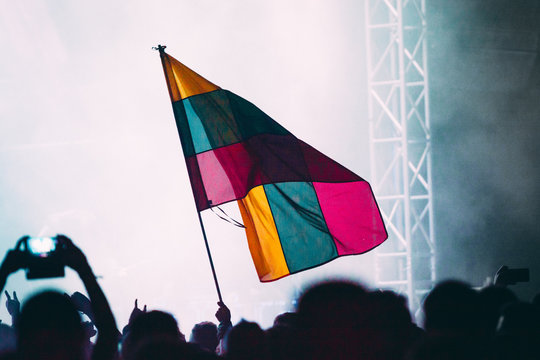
[365,0,436,309]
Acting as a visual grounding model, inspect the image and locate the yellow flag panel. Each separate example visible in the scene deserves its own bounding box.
[163,54,220,101]
[238,186,290,281]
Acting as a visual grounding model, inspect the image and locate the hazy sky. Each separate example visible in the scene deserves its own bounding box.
[0,0,375,330]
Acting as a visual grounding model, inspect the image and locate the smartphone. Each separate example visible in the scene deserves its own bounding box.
[506,268,530,283]
[24,236,64,279]
[27,237,58,258]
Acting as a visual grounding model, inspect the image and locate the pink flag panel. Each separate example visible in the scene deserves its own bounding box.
[313,181,387,255]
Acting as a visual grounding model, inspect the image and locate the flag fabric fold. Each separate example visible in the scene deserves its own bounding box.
[160,50,388,281]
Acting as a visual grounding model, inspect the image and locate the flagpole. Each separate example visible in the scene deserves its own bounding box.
[196,211,223,302]
[155,44,223,303]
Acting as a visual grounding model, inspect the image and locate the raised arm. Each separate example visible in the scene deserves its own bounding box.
[58,235,119,360]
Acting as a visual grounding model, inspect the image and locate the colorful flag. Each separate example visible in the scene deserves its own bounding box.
[159,50,387,282]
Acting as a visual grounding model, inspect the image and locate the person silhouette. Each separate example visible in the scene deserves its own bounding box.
[0,235,118,360]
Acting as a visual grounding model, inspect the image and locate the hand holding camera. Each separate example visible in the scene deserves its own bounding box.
[0,234,119,360]
[0,250,23,285]
[0,235,90,280]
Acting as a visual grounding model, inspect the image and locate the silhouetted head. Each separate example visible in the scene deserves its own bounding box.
[224,320,265,360]
[367,290,412,329]
[189,321,218,353]
[365,290,421,360]
[422,280,480,335]
[296,280,368,329]
[17,290,85,360]
[478,285,518,333]
[265,323,302,360]
[272,312,297,328]
[122,310,185,360]
[295,280,369,359]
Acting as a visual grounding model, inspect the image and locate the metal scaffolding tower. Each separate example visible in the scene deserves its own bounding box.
[365,0,435,309]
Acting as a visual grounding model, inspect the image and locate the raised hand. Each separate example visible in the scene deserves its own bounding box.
[0,239,29,296]
[494,265,510,286]
[56,235,89,274]
[71,291,95,321]
[4,290,20,317]
[128,299,147,325]
[0,237,28,277]
[215,301,231,323]
[215,301,232,349]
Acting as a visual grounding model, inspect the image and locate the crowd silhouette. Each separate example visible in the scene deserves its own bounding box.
[0,236,538,360]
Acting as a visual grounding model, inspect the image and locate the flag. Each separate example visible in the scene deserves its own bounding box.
[159,49,387,282]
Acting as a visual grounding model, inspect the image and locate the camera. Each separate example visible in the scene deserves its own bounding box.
[27,237,58,257]
[18,236,66,279]
[494,265,530,286]
[504,268,529,284]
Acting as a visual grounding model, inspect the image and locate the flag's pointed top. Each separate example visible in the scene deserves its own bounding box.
[159,50,220,102]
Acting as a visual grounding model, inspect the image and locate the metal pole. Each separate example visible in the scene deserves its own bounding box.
[156,44,223,303]
[197,211,223,302]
